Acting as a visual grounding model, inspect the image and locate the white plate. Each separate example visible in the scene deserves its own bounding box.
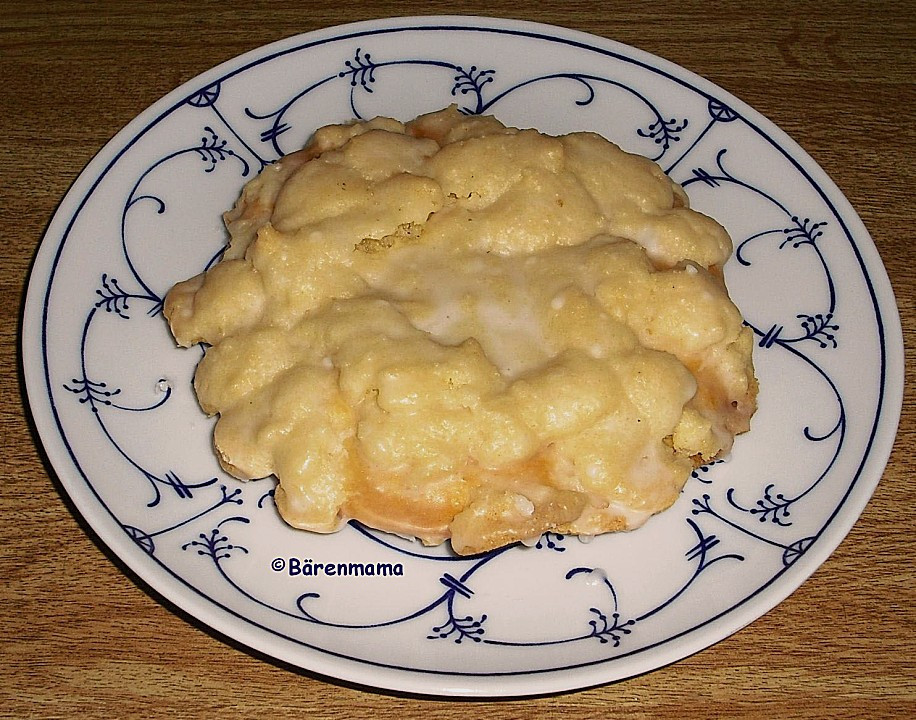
[22,16,904,697]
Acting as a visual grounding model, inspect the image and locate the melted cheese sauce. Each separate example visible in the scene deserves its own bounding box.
[164,107,756,555]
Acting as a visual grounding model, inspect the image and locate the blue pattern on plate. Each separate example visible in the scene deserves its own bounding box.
[31,22,894,689]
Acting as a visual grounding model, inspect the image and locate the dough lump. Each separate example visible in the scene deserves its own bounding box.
[164,106,757,555]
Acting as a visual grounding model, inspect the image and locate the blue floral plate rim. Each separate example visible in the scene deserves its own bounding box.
[21,16,904,697]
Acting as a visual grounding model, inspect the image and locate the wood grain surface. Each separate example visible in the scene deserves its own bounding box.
[2,1,913,718]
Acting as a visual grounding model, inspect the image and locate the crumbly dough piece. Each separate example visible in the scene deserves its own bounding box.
[164,106,757,555]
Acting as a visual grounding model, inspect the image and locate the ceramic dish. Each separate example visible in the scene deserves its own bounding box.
[22,16,904,697]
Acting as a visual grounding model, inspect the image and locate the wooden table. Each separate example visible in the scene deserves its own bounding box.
[2,2,913,717]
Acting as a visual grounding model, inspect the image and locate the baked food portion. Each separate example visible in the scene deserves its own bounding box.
[164,106,757,555]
